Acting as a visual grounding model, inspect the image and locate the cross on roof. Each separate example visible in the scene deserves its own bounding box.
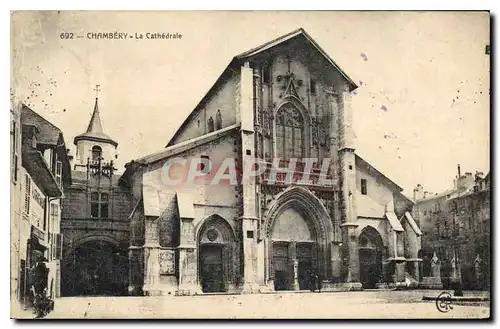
[93,84,101,98]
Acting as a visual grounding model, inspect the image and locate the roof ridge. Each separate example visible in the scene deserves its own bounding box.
[21,103,62,133]
[235,28,305,58]
[138,123,240,165]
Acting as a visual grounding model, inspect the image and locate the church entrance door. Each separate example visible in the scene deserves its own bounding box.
[358,227,384,289]
[200,245,224,293]
[359,248,380,289]
[297,243,313,290]
[272,243,291,291]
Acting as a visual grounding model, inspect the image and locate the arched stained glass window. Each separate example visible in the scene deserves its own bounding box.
[275,104,304,161]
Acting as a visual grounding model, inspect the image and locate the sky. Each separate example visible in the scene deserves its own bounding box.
[11,11,490,196]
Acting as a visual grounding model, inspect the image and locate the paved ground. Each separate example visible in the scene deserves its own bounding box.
[17,290,490,319]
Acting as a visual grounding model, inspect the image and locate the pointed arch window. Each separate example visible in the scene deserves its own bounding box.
[275,104,304,161]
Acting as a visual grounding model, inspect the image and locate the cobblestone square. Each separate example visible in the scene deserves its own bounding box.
[34,290,489,319]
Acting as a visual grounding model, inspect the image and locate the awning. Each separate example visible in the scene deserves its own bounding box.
[404,212,423,236]
[385,212,404,232]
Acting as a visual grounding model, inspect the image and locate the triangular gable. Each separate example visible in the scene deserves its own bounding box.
[167,28,357,147]
[236,28,357,91]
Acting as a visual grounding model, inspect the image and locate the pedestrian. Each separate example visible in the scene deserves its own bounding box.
[33,258,48,296]
[314,273,320,293]
[309,272,316,292]
[316,273,322,293]
[32,258,53,318]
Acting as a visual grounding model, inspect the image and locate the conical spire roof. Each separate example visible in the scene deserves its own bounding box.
[74,97,118,147]
[86,98,104,134]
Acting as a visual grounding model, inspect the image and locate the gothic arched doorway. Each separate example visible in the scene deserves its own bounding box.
[265,186,333,291]
[62,238,128,296]
[197,215,236,293]
[358,226,384,289]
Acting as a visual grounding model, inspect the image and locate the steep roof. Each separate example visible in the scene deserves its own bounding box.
[137,123,240,166]
[355,154,404,192]
[20,104,72,187]
[166,28,358,147]
[120,123,240,186]
[21,104,61,145]
[74,97,118,147]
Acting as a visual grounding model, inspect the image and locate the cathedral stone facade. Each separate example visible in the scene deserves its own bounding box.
[120,28,422,296]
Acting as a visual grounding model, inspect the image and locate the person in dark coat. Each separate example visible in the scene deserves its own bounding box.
[33,259,49,296]
[309,272,316,292]
[316,273,322,293]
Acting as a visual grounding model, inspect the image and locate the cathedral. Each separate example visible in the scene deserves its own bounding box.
[118,28,422,296]
[61,28,422,297]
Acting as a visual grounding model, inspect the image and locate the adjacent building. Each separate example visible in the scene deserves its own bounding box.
[10,98,23,308]
[120,28,422,296]
[11,103,72,308]
[412,166,490,290]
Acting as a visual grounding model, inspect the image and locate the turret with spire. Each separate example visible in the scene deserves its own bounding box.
[73,86,118,170]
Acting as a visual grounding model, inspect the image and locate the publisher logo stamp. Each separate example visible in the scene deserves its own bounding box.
[436,292,453,313]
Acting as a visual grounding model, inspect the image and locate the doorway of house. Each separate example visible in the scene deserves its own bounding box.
[200,244,224,293]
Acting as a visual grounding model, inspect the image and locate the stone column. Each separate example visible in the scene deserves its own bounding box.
[330,243,342,282]
[341,224,361,285]
[413,261,420,282]
[241,217,260,293]
[178,217,201,295]
[337,89,361,290]
[239,62,261,294]
[293,259,299,290]
[128,246,142,295]
[289,241,299,290]
[394,262,406,284]
[142,217,162,296]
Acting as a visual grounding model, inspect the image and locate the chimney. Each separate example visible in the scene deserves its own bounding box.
[413,184,424,201]
[457,164,461,178]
